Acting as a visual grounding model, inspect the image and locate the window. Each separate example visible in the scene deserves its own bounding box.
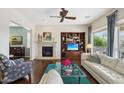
[119,27,124,59]
[27,32,31,48]
[93,30,107,54]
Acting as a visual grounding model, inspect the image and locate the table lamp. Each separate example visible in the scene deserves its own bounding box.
[86,44,92,54]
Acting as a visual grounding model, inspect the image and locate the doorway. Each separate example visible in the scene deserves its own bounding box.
[9,21,31,60]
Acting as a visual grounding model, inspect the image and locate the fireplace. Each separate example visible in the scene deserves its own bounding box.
[36,41,57,59]
[42,46,53,57]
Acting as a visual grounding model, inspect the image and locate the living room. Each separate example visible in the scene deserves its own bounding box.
[0,8,124,84]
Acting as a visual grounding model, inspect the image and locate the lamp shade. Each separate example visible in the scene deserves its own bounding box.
[86,44,92,49]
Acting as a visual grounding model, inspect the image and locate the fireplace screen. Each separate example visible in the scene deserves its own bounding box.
[42,46,53,57]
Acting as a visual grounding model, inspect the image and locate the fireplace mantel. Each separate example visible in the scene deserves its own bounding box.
[36,41,57,46]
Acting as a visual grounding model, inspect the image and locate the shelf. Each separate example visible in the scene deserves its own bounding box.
[35,56,60,60]
[35,41,57,46]
[61,32,85,65]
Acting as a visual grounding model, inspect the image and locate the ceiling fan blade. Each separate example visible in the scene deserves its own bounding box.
[50,8,76,23]
[60,17,64,22]
[65,17,76,20]
[50,16,61,18]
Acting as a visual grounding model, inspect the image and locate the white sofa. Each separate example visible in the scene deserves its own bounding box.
[39,69,64,84]
[81,53,124,84]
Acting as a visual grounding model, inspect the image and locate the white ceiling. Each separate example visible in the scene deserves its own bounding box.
[15,8,112,25]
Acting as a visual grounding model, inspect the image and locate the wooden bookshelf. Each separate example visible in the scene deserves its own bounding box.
[61,32,85,65]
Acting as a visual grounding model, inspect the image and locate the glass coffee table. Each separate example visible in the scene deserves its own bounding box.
[44,62,90,84]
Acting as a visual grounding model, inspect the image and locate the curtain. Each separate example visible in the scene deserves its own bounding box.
[88,26,92,44]
[107,11,117,57]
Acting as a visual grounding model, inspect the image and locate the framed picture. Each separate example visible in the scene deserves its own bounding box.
[10,36,23,45]
[43,32,52,42]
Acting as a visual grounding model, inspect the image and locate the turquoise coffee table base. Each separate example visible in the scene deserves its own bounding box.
[62,76,90,84]
[45,63,91,84]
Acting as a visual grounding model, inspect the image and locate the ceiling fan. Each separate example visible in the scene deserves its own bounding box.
[50,8,76,22]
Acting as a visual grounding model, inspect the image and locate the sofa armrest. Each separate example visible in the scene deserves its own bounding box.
[40,69,63,84]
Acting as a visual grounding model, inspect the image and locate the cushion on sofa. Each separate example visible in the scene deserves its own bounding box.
[115,59,124,75]
[81,53,124,84]
[87,54,101,64]
[83,60,124,84]
[45,69,63,84]
[81,53,90,60]
[100,55,118,70]
[92,64,124,84]
[97,54,106,59]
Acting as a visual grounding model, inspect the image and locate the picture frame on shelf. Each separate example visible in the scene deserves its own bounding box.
[43,32,52,42]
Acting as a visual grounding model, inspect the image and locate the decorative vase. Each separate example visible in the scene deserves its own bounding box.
[38,33,42,41]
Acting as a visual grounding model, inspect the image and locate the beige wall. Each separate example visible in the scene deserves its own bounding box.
[91,9,114,30]
[0,9,34,58]
[91,8,124,31]
[35,25,88,58]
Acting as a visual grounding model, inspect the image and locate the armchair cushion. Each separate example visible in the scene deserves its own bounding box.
[0,59,32,83]
[15,58,25,62]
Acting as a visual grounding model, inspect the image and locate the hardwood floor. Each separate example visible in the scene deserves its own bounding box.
[11,59,98,84]
[9,78,31,84]
[80,66,99,84]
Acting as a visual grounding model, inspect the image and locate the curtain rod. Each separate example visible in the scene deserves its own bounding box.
[106,10,118,17]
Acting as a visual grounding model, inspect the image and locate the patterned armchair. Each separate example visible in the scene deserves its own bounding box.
[0,53,32,84]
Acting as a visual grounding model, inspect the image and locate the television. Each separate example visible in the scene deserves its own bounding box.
[67,43,79,51]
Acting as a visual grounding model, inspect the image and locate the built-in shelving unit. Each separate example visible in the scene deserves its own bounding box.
[61,32,85,65]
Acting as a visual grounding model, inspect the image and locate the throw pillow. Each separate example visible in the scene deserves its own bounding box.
[0,53,10,67]
[100,55,118,70]
[115,59,124,75]
[87,54,101,64]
